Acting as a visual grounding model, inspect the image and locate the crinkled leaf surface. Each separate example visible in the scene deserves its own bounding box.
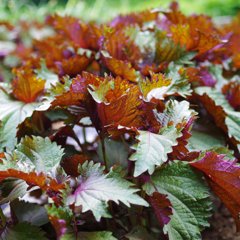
[12,67,46,103]
[88,78,114,104]
[97,86,144,135]
[166,64,192,97]
[154,100,196,128]
[139,73,171,101]
[129,127,180,177]
[144,161,211,240]
[101,52,137,82]
[0,137,65,193]
[154,30,186,64]
[16,136,64,172]
[154,100,197,159]
[67,161,148,221]
[140,65,191,101]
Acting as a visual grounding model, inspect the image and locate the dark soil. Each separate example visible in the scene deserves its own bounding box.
[203,198,240,240]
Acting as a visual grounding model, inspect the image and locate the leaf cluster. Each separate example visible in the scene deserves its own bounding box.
[0,2,240,239]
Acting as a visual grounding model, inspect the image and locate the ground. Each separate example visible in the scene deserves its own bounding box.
[203,198,240,240]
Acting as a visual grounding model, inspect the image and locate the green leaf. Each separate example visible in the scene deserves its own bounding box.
[143,161,212,240]
[11,200,49,226]
[154,30,186,64]
[67,161,148,221]
[0,115,17,151]
[225,110,240,143]
[175,52,196,65]
[0,136,64,174]
[46,204,73,223]
[47,76,71,97]
[154,100,197,128]
[129,127,180,177]
[187,121,226,151]
[46,204,73,239]
[209,65,228,90]
[77,231,117,240]
[128,27,185,65]
[140,65,191,101]
[0,180,29,204]
[165,63,192,98]
[195,87,240,146]
[88,78,114,104]
[1,222,47,240]
[35,60,59,89]
[97,138,129,168]
[16,136,64,173]
[125,226,157,240]
[0,89,39,151]
[188,130,225,151]
[0,208,6,230]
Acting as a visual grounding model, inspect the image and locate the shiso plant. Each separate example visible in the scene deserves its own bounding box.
[0,2,240,239]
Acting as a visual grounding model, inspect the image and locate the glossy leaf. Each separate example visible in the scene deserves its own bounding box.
[97,85,145,135]
[12,66,46,103]
[190,151,240,229]
[101,52,137,82]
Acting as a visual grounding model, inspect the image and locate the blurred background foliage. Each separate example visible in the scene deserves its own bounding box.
[0,0,240,23]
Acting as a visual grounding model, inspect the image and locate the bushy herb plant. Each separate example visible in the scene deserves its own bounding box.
[0,2,240,239]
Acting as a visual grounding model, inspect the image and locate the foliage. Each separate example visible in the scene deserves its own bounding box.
[0,2,240,239]
[0,0,239,24]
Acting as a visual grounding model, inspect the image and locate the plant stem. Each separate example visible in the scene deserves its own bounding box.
[120,135,129,150]
[73,216,78,240]
[82,127,87,143]
[0,208,6,231]
[100,135,108,170]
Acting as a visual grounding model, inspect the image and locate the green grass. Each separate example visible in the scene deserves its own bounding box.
[0,0,239,23]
